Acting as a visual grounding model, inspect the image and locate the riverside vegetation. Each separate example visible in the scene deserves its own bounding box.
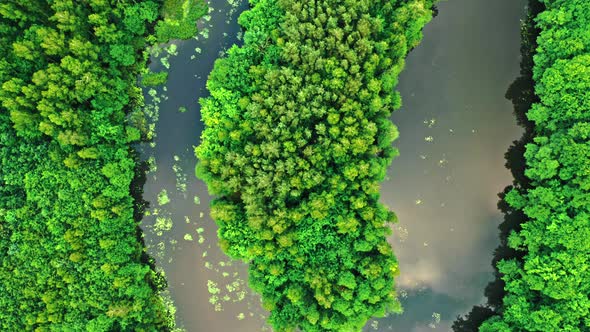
[478,0,590,331]
[196,0,436,330]
[0,0,205,330]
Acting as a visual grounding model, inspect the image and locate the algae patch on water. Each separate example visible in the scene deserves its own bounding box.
[157,189,171,205]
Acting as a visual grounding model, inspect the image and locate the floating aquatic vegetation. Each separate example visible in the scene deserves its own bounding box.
[166,43,178,56]
[158,189,171,206]
[395,225,409,242]
[226,0,241,18]
[149,44,164,58]
[154,216,173,236]
[208,280,220,295]
[428,312,441,328]
[423,118,436,128]
[172,157,188,194]
[399,289,408,299]
[184,234,193,241]
[141,71,169,87]
[160,56,170,69]
[370,320,379,330]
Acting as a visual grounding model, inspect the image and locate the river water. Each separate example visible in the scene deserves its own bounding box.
[140,1,267,331]
[139,0,527,331]
[378,0,527,331]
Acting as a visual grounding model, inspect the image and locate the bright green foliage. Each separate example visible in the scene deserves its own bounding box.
[156,0,208,42]
[142,71,169,87]
[0,0,192,330]
[196,0,435,330]
[481,1,590,331]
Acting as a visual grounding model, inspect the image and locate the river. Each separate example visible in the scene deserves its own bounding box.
[139,0,528,331]
[140,1,267,331]
[378,0,527,331]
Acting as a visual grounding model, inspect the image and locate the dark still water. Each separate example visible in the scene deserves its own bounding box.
[377,0,527,331]
[138,0,528,331]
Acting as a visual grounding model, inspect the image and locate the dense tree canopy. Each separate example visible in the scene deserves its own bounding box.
[196,0,435,330]
[0,0,203,330]
[481,1,590,331]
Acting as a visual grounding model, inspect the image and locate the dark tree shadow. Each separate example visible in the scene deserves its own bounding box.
[451,1,544,330]
[129,147,170,294]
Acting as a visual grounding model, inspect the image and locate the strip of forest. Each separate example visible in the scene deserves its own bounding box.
[196,0,435,330]
[480,1,590,331]
[0,1,204,330]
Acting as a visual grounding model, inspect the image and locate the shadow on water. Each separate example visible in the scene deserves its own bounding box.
[130,149,172,291]
[451,1,544,330]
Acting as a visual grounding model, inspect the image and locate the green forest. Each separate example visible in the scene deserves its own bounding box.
[196,0,435,330]
[0,0,204,330]
[480,0,590,330]
[2,0,590,331]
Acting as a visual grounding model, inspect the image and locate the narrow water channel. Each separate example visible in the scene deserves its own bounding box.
[139,0,528,331]
[140,1,267,331]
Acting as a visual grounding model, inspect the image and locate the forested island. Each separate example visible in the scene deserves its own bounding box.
[197,0,435,330]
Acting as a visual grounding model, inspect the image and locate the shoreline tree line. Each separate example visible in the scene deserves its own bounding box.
[0,0,205,330]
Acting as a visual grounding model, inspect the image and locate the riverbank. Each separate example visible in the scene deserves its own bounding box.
[480,0,590,329]
[452,0,544,329]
